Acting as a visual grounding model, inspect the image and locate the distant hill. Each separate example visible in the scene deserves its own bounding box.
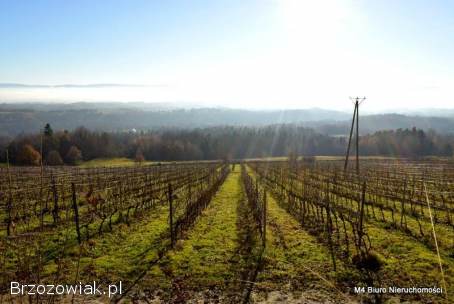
[315,114,454,135]
[1,103,454,137]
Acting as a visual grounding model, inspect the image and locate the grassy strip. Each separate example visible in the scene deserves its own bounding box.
[363,203,454,255]
[134,169,242,301]
[42,203,172,284]
[245,167,354,302]
[78,157,154,167]
[364,223,454,303]
[253,187,354,303]
[232,180,265,303]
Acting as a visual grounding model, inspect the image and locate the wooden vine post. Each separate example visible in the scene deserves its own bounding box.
[71,182,81,245]
[263,191,267,248]
[51,175,59,224]
[6,149,13,236]
[168,183,175,247]
[326,179,337,271]
[358,181,367,255]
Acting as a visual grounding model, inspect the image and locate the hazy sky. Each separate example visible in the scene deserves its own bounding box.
[1,0,454,111]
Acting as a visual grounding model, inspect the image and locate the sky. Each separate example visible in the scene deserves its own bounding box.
[1,0,454,112]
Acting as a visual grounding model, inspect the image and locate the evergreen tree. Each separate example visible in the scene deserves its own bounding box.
[44,123,53,136]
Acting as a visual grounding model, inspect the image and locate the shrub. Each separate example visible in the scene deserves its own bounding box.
[46,150,63,166]
[65,146,82,165]
[135,148,145,163]
[16,144,41,166]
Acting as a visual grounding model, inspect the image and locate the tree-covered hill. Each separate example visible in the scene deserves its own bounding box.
[2,103,454,137]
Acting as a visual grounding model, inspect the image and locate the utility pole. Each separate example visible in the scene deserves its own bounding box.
[344,102,357,172]
[344,97,365,175]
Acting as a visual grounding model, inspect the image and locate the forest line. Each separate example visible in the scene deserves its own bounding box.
[1,123,453,166]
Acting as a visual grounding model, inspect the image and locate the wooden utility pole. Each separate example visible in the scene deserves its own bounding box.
[344,102,357,172]
[356,99,359,176]
[344,97,365,175]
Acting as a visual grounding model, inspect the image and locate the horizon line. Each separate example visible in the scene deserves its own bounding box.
[0,83,167,88]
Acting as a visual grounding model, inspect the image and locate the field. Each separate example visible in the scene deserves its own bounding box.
[77,158,150,168]
[0,158,453,303]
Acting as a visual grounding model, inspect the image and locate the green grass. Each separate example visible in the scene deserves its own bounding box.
[245,168,354,303]
[78,157,153,167]
[77,157,219,168]
[12,203,174,303]
[139,169,243,300]
[54,203,172,285]
[365,223,454,303]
